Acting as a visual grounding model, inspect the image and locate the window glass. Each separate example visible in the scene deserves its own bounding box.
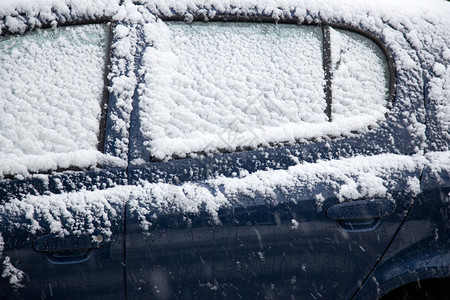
[138,22,391,160]
[330,28,390,121]
[139,22,325,159]
[0,24,108,172]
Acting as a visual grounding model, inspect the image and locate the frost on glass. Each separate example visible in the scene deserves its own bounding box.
[0,24,108,175]
[330,28,390,122]
[139,22,326,160]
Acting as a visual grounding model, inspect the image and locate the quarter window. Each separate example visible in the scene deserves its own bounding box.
[330,28,391,122]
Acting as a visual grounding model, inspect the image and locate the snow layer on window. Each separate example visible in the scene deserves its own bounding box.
[138,21,396,160]
[330,28,390,122]
[139,22,327,160]
[0,24,107,177]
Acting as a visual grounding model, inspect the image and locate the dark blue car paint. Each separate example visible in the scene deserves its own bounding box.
[0,201,125,299]
[354,166,450,299]
[0,56,129,298]
[0,8,448,300]
[125,173,420,299]
[123,18,429,299]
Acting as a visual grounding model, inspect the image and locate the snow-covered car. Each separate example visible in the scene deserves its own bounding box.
[0,0,449,299]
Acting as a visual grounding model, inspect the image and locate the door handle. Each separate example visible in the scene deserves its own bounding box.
[326,199,396,232]
[33,231,109,264]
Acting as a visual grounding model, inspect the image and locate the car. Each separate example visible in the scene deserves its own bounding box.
[0,0,449,299]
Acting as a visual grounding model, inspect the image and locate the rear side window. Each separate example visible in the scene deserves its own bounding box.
[330,28,391,122]
[0,24,109,175]
[138,22,392,161]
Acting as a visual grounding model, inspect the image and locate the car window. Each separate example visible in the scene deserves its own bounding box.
[139,22,324,160]
[138,22,392,161]
[330,28,391,121]
[0,23,109,176]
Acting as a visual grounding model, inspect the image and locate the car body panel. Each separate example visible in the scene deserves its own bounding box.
[0,1,448,299]
[354,163,450,299]
[126,167,421,299]
[123,12,426,298]
[0,222,125,299]
[0,21,128,298]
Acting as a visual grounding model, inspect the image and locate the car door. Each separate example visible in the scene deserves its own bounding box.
[124,15,426,300]
[0,182,125,299]
[0,22,128,299]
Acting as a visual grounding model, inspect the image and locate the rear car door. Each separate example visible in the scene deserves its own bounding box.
[124,13,426,300]
[0,22,129,299]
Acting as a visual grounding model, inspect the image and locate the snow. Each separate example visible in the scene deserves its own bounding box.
[134,0,449,156]
[291,219,299,230]
[1,152,435,235]
[0,23,112,178]
[0,0,120,34]
[0,233,4,265]
[330,28,390,121]
[0,0,449,291]
[0,0,448,172]
[0,234,3,252]
[0,0,446,214]
[1,256,24,290]
[429,61,450,149]
[209,153,425,204]
[314,194,325,212]
[0,183,128,237]
[424,151,450,185]
[105,22,140,160]
[139,22,327,159]
[138,21,392,160]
